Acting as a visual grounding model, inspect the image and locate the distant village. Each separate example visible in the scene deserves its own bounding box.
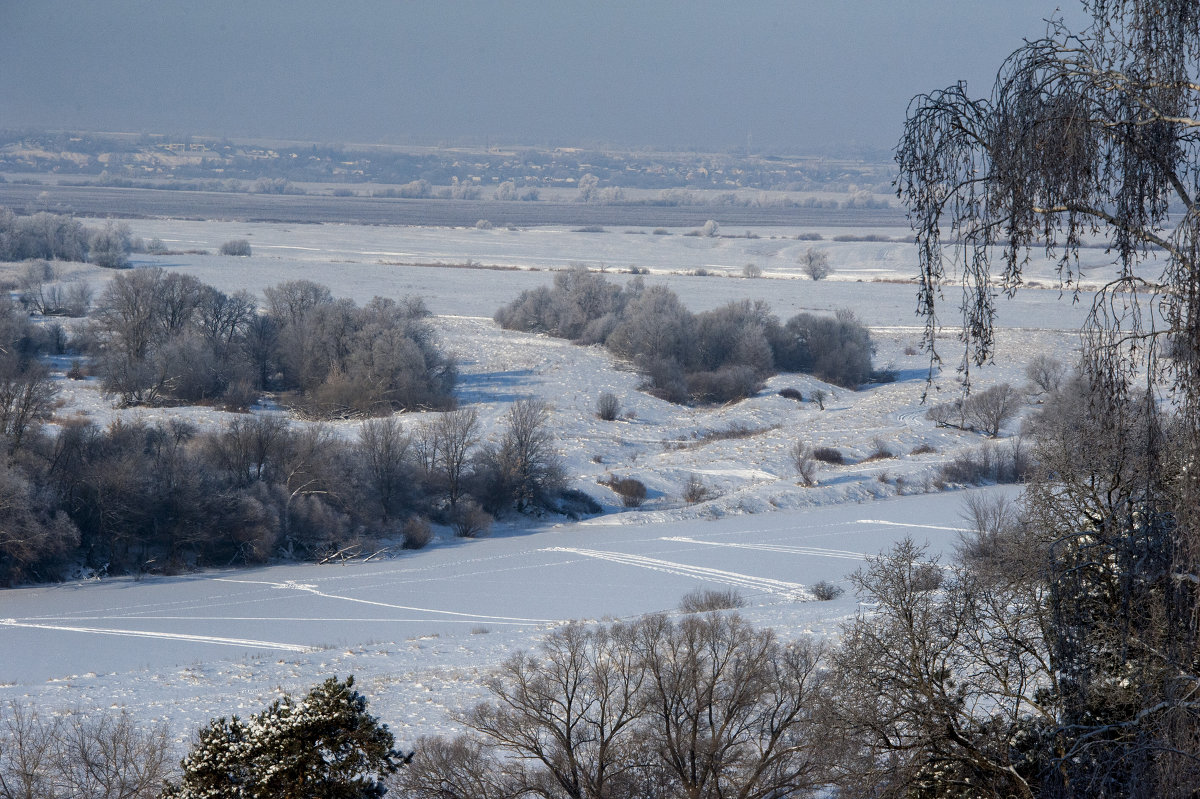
[0,130,894,198]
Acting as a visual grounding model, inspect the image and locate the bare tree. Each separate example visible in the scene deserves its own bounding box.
[88,221,131,269]
[1024,354,1066,397]
[44,279,92,318]
[0,462,79,585]
[0,702,170,799]
[90,269,188,406]
[218,239,251,256]
[406,614,828,799]
[466,621,647,799]
[55,710,172,799]
[450,500,492,538]
[800,248,831,280]
[17,261,55,314]
[962,382,1022,437]
[494,180,517,201]
[635,613,828,799]
[0,359,57,454]
[397,735,509,799]
[955,492,1028,581]
[411,422,439,479]
[91,269,161,363]
[925,396,966,430]
[577,173,600,203]
[682,473,710,504]
[791,440,816,486]
[358,416,411,522]
[434,408,480,509]
[203,414,290,487]
[194,286,255,361]
[927,383,1022,437]
[498,398,563,510]
[0,701,60,799]
[263,279,333,327]
[830,540,1053,799]
[595,391,621,421]
[896,3,1200,772]
[154,274,204,338]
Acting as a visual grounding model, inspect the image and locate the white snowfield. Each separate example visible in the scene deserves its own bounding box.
[0,216,1119,749]
[0,492,994,745]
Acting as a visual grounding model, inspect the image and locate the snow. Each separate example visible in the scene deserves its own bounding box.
[0,215,1105,752]
[0,490,1002,746]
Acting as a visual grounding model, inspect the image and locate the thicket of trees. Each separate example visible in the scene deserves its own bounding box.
[495,268,875,403]
[3,372,1182,798]
[0,271,583,584]
[400,613,829,799]
[0,209,132,267]
[17,260,94,317]
[84,271,457,417]
[0,398,581,584]
[394,352,1196,799]
[0,701,171,799]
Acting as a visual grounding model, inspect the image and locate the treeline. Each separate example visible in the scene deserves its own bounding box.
[0,397,586,584]
[0,208,133,267]
[495,267,875,403]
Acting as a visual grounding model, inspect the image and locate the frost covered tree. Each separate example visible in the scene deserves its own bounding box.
[577,172,600,203]
[496,398,563,510]
[897,0,1200,793]
[88,221,132,269]
[433,407,480,509]
[163,676,405,799]
[799,247,831,280]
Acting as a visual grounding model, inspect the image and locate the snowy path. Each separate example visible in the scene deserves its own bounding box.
[542,547,807,599]
[662,536,868,562]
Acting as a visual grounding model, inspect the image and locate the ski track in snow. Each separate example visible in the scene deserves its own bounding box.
[661,536,867,561]
[211,578,557,623]
[542,547,807,598]
[856,519,972,533]
[0,619,312,652]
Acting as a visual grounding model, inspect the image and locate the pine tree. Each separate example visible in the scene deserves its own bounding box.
[163,676,405,799]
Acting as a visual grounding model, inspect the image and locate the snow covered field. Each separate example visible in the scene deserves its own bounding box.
[0,215,1117,750]
[1,490,1007,747]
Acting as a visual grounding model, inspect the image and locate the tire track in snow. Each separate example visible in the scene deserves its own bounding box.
[542,547,806,599]
[213,578,556,623]
[28,615,544,627]
[856,519,971,533]
[661,536,867,561]
[0,619,311,652]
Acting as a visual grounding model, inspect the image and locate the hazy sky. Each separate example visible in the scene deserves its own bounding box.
[1,1,1085,154]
